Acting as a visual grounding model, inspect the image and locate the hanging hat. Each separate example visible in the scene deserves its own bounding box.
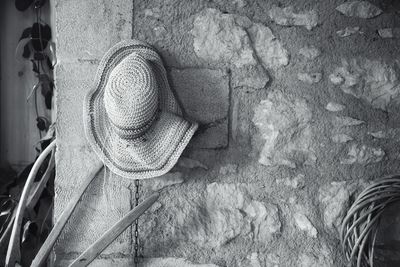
[83,39,198,179]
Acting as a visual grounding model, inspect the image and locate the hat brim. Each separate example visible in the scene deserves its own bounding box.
[83,40,198,179]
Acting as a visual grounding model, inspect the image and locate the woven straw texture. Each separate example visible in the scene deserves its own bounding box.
[83,39,198,179]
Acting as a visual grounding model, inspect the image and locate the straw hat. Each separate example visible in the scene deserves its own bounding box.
[83,39,198,179]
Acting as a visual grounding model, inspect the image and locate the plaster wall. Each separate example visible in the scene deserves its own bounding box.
[0,1,51,170]
[54,0,400,266]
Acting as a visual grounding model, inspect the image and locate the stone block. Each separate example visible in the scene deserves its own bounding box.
[164,183,280,248]
[319,181,352,230]
[298,244,333,267]
[329,58,400,111]
[133,1,204,68]
[191,8,256,67]
[55,0,132,61]
[336,1,382,19]
[247,23,289,69]
[252,91,316,168]
[55,61,98,147]
[169,68,230,148]
[325,102,345,112]
[268,5,318,31]
[336,26,361,37]
[299,46,321,60]
[191,8,289,70]
[293,212,317,238]
[340,143,385,165]
[205,183,281,246]
[378,28,400,38]
[297,72,322,84]
[231,64,269,90]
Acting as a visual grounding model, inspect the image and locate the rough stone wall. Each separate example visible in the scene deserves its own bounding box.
[55,0,400,266]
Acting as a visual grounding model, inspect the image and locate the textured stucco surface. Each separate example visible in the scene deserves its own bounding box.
[55,0,400,266]
[53,0,134,260]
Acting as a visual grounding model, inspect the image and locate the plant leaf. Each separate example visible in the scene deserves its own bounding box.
[22,221,38,244]
[22,43,31,59]
[0,200,13,218]
[26,82,41,100]
[33,52,45,61]
[19,27,31,41]
[30,60,39,74]
[36,117,49,131]
[39,74,53,97]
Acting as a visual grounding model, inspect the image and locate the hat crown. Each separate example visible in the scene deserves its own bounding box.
[104,53,159,139]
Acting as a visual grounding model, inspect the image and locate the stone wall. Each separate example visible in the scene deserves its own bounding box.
[54,0,400,266]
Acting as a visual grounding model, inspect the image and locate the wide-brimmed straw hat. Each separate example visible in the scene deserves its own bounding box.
[83,39,198,179]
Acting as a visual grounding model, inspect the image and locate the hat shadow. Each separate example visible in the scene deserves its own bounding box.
[164,66,203,139]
